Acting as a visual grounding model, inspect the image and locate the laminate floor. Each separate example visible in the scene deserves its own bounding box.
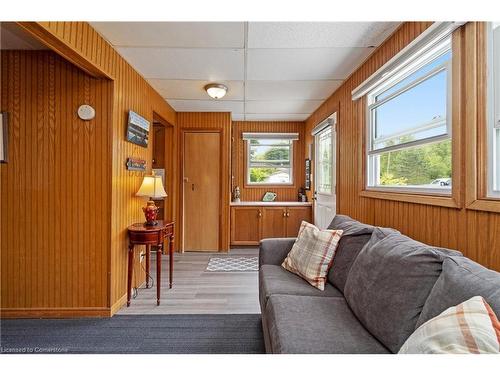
[118,248,260,315]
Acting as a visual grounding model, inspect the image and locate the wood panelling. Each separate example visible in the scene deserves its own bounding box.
[232,121,305,202]
[305,22,500,271]
[2,22,177,317]
[177,112,231,252]
[1,50,112,315]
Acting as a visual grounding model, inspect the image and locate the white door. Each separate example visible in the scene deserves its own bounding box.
[313,117,336,229]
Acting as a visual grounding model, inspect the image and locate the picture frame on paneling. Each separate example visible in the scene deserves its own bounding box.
[0,112,8,163]
[305,158,311,190]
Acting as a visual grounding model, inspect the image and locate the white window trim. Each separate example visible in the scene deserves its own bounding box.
[487,22,500,198]
[245,138,294,186]
[365,38,453,195]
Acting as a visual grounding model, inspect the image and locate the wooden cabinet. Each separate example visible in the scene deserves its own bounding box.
[286,207,313,237]
[230,207,262,245]
[262,207,287,239]
[230,204,312,245]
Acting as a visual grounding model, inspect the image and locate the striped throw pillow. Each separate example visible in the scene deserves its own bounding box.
[282,221,343,291]
[399,296,500,354]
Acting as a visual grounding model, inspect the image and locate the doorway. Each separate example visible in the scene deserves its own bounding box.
[313,113,337,229]
[182,131,221,251]
[152,113,174,222]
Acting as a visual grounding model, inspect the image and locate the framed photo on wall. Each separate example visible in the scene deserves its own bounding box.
[0,112,8,163]
[305,158,311,190]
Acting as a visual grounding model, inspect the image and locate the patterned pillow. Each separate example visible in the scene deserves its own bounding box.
[399,296,500,354]
[282,221,343,291]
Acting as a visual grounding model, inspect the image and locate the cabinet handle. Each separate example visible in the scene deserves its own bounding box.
[258,210,262,218]
[286,212,290,217]
[283,210,286,217]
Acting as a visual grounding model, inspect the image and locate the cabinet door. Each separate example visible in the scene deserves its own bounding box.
[230,207,262,245]
[286,207,312,237]
[262,207,287,239]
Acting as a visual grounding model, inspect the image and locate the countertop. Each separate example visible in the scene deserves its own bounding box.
[230,201,312,207]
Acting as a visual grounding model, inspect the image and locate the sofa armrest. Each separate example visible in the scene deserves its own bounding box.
[259,238,296,268]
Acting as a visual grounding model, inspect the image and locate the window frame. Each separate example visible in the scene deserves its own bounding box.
[245,138,294,186]
[365,37,454,196]
[486,22,500,198]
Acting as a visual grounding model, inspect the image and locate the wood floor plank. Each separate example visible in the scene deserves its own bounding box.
[118,248,260,315]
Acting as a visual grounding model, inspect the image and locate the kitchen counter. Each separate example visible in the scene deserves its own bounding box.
[230,201,312,207]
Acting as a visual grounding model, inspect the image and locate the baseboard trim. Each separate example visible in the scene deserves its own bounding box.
[110,294,128,316]
[0,307,111,318]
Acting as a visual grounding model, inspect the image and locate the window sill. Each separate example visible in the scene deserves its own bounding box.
[244,183,296,189]
[466,198,500,213]
[359,189,461,208]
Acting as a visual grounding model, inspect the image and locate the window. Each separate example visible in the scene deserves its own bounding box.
[487,22,500,197]
[366,37,453,194]
[243,133,297,185]
[316,126,333,194]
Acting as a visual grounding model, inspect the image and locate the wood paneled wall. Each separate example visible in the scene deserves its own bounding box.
[305,22,500,271]
[176,112,231,252]
[2,22,177,317]
[232,121,306,202]
[1,50,113,316]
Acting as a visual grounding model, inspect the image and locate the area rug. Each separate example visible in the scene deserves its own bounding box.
[206,257,258,272]
[0,314,265,354]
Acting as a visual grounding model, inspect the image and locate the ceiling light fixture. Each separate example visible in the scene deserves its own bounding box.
[204,83,228,99]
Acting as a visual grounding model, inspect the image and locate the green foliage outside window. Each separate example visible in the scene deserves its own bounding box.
[379,137,451,186]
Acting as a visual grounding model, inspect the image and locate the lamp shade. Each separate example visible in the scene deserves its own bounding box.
[136,175,167,199]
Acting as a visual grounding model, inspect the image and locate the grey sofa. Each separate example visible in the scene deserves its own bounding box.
[259,214,500,354]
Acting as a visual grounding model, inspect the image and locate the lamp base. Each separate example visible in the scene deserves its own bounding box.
[142,200,160,226]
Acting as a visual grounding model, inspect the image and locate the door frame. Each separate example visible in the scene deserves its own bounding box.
[152,112,175,223]
[179,128,224,252]
[312,111,339,227]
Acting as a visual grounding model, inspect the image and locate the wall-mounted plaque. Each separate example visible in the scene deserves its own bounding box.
[126,110,150,148]
[305,158,311,190]
[126,157,146,171]
[0,112,8,163]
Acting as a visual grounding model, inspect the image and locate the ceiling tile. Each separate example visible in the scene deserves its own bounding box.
[247,22,399,49]
[245,80,342,101]
[231,114,246,121]
[116,47,244,80]
[246,100,322,114]
[91,22,245,48]
[247,47,372,81]
[167,99,244,113]
[244,114,309,121]
[148,79,244,100]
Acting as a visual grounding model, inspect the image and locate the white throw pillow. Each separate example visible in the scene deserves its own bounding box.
[399,296,500,354]
[282,221,343,291]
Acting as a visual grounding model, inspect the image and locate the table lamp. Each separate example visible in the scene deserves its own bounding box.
[136,172,167,226]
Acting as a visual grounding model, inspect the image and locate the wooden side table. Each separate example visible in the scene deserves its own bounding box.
[127,220,175,306]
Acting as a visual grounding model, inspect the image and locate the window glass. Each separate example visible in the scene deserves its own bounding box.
[247,139,293,184]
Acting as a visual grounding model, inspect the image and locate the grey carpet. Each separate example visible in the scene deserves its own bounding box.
[0,314,265,354]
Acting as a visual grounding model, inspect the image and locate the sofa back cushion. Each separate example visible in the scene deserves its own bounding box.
[326,215,376,292]
[328,214,375,236]
[327,233,372,293]
[344,228,461,353]
[416,256,500,328]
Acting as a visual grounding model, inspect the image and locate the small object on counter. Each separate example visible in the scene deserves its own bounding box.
[233,186,241,203]
[298,187,307,202]
[262,191,277,202]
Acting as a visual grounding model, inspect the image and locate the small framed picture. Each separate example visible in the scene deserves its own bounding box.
[305,159,311,190]
[262,191,277,202]
[0,112,8,163]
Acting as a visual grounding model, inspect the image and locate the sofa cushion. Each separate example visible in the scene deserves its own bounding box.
[327,233,372,293]
[265,294,390,354]
[344,228,461,353]
[282,221,343,290]
[416,256,500,328]
[259,265,343,310]
[399,296,500,354]
[328,214,375,236]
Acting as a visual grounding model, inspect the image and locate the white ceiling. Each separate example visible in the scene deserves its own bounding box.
[91,22,400,121]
